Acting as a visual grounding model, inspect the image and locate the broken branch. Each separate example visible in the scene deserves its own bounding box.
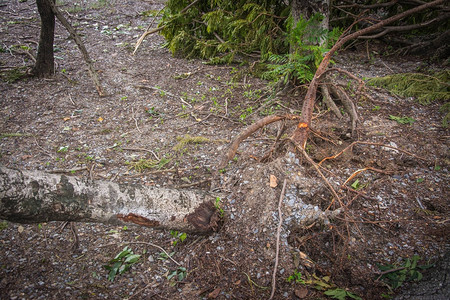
[44,0,104,96]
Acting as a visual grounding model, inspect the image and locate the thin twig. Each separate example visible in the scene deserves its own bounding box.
[122,147,160,160]
[270,179,287,300]
[219,114,299,169]
[174,178,211,189]
[297,146,343,209]
[318,141,429,166]
[133,0,200,55]
[131,107,142,134]
[44,0,104,96]
[342,166,395,186]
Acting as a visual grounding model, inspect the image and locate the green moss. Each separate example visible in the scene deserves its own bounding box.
[127,157,171,172]
[1,67,27,83]
[440,102,450,128]
[367,70,450,105]
[0,132,31,138]
[173,134,210,152]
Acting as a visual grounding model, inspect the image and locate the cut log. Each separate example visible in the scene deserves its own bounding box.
[0,167,218,233]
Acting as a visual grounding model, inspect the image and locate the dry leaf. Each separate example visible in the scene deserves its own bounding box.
[98,116,104,122]
[294,287,309,298]
[18,225,24,233]
[269,174,278,188]
[208,287,221,299]
[299,251,315,268]
[63,117,71,121]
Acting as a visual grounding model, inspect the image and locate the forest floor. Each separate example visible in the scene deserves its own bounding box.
[0,1,448,299]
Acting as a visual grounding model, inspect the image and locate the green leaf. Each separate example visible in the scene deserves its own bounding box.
[389,115,415,125]
[324,288,362,300]
[124,254,141,264]
[351,179,360,189]
[107,261,122,281]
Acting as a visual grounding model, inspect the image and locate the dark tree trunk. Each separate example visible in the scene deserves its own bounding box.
[32,0,55,77]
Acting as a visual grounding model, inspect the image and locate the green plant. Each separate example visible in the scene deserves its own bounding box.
[0,221,8,231]
[215,197,225,217]
[167,267,187,285]
[324,288,362,300]
[170,230,187,246]
[104,246,141,282]
[173,134,210,152]
[440,102,450,128]
[262,14,342,84]
[351,179,368,190]
[286,272,362,300]
[389,115,415,125]
[89,0,109,10]
[127,157,171,172]
[160,1,289,63]
[57,146,69,153]
[286,270,306,284]
[1,66,27,83]
[367,71,450,105]
[141,9,159,18]
[158,251,175,261]
[376,255,432,290]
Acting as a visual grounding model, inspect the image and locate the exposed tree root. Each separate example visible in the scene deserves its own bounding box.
[218,114,299,169]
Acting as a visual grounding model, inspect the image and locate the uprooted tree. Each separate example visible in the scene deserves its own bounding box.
[1,0,447,230]
[154,0,448,166]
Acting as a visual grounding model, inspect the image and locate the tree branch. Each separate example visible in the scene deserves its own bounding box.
[44,0,104,96]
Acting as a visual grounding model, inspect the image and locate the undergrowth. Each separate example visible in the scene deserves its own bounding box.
[367,70,450,105]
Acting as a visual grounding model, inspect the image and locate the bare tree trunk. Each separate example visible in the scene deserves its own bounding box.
[32,0,55,77]
[0,167,219,233]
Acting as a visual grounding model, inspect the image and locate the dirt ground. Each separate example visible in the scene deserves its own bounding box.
[0,1,448,299]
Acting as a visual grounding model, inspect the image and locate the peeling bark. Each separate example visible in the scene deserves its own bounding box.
[0,167,218,233]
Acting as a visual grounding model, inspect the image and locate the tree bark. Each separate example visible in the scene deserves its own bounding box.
[32,0,55,77]
[0,167,219,233]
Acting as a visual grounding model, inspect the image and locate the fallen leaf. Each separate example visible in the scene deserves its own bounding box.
[208,287,221,299]
[63,117,71,121]
[295,287,309,298]
[18,225,24,233]
[21,155,32,160]
[269,174,278,188]
[98,117,104,122]
[299,251,315,268]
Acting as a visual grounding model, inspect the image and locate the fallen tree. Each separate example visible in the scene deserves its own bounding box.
[0,167,220,233]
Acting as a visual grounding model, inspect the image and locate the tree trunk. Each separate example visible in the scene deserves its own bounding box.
[0,167,219,233]
[32,0,55,77]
